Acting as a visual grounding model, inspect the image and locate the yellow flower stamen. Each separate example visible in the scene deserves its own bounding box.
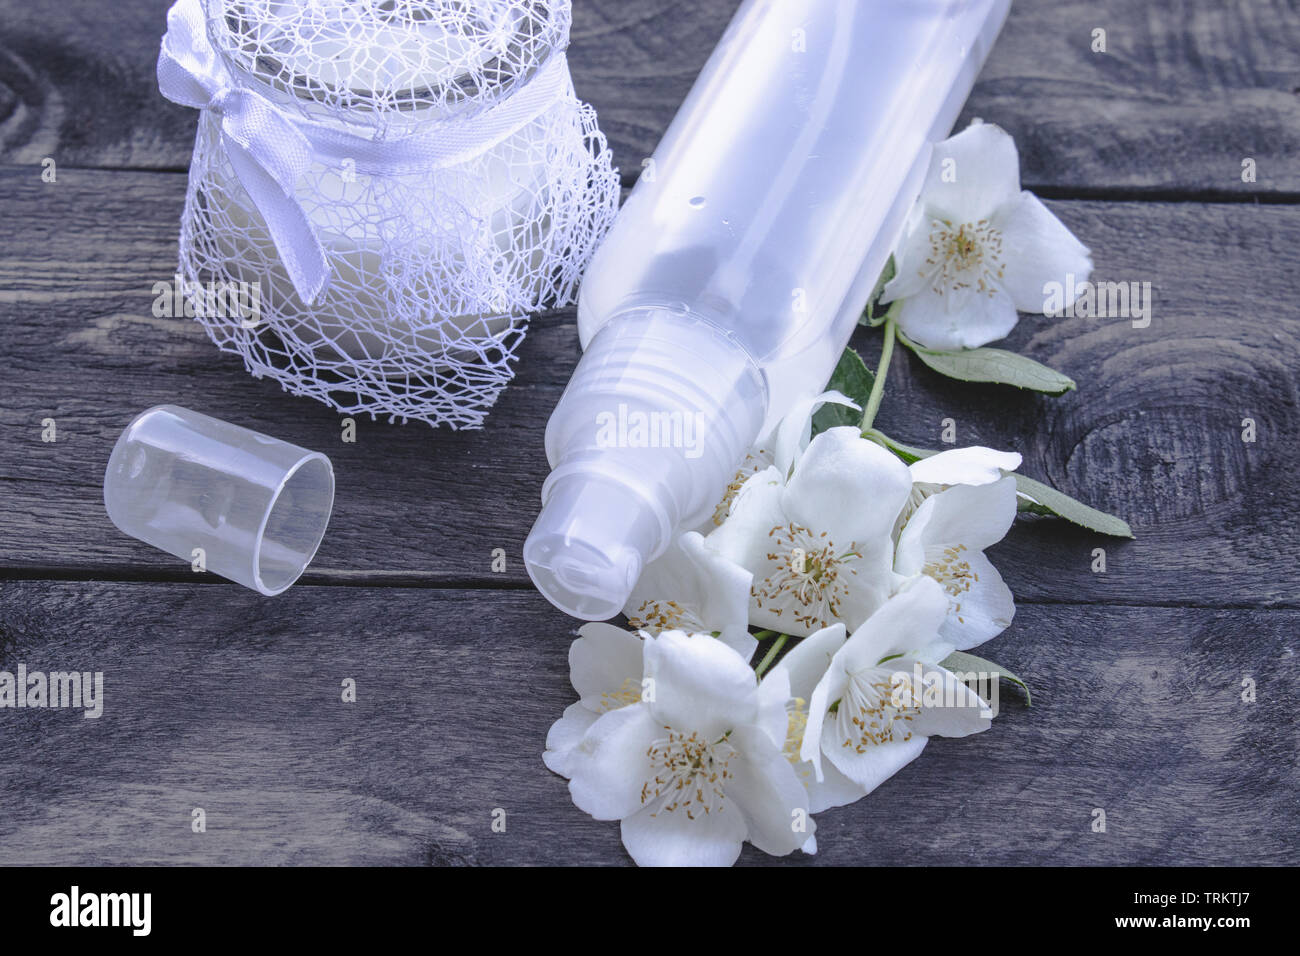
[642,729,735,819]
[753,522,858,630]
[923,218,1006,298]
[599,676,644,712]
[836,669,922,753]
[712,450,771,525]
[923,542,979,625]
[626,599,703,635]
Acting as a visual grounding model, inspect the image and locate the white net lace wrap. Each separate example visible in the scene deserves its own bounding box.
[160,0,619,428]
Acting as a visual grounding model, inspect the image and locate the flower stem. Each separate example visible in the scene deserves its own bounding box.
[860,317,896,433]
[753,634,790,678]
[751,629,778,641]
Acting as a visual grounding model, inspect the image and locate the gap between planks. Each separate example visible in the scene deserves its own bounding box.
[0,568,1294,613]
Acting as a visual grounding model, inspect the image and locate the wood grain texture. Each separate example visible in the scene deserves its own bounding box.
[969,0,1300,196]
[0,581,1294,866]
[1,1,1297,193]
[1,166,1297,607]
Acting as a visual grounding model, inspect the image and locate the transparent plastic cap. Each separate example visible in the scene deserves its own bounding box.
[524,472,663,621]
[104,405,335,595]
[525,309,765,619]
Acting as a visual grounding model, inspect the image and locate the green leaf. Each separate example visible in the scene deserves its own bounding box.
[901,335,1076,395]
[1012,473,1134,538]
[861,429,937,464]
[811,348,876,435]
[859,255,898,327]
[939,650,1032,707]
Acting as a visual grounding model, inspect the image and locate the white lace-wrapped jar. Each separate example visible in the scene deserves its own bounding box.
[159,0,619,428]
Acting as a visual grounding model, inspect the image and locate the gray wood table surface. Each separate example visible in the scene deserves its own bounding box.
[1,0,1297,866]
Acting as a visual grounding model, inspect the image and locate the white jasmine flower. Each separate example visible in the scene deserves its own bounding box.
[708,426,913,637]
[895,476,1018,649]
[765,622,883,813]
[623,531,757,660]
[543,623,647,779]
[561,630,813,866]
[882,120,1093,350]
[795,577,992,803]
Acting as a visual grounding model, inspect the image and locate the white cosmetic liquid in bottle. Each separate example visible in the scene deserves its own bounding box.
[526,0,1011,620]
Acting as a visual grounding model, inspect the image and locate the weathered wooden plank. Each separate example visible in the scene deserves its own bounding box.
[0,0,1296,193]
[972,0,1300,196]
[0,581,1293,865]
[2,166,1297,606]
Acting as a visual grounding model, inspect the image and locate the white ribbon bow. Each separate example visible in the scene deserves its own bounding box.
[157,0,571,305]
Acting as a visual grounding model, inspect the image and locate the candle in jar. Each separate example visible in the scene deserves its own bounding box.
[201,0,554,372]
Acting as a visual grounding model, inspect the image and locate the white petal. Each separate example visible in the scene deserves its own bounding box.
[783,427,913,546]
[905,665,994,738]
[920,120,1022,224]
[543,701,601,779]
[838,576,950,673]
[894,280,1020,350]
[680,531,754,651]
[623,531,752,638]
[800,664,848,776]
[726,725,814,858]
[774,390,861,479]
[755,667,793,749]
[623,537,700,622]
[832,552,907,633]
[938,549,1016,650]
[706,467,787,573]
[565,704,661,821]
[914,638,958,668]
[568,623,643,708]
[716,629,759,662]
[882,207,942,303]
[995,192,1093,312]
[619,802,747,867]
[821,719,928,795]
[624,529,756,657]
[700,449,777,532]
[769,623,846,701]
[896,477,1019,575]
[909,446,1021,486]
[705,471,802,636]
[805,756,872,813]
[644,630,758,738]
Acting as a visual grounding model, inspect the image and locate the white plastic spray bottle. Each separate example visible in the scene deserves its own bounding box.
[525,0,1011,620]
